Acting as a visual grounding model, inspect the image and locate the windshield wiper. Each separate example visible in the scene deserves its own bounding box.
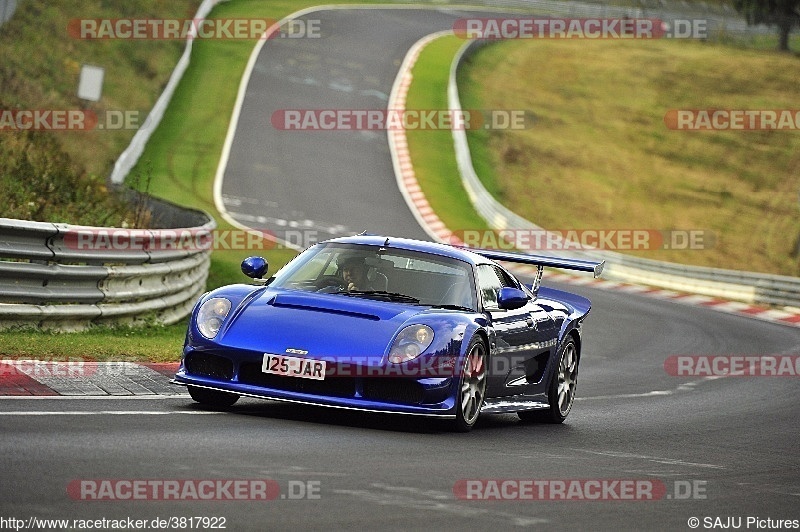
[429,304,475,312]
[339,290,420,304]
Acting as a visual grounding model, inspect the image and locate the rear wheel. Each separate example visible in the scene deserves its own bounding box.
[188,386,239,407]
[452,336,488,432]
[518,337,578,424]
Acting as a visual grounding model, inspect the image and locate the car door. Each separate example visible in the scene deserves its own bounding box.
[476,264,549,397]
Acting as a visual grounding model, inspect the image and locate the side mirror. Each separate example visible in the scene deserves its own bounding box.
[241,256,269,279]
[497,287,529,310]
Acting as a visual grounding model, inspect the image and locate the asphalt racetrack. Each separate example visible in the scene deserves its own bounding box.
[1,7,798,531]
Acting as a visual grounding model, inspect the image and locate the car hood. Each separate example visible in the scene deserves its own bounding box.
[215,289,423,360]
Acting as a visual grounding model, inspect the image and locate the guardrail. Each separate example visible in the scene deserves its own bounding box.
[449,39,800,308]
[3,0,223,329]
[390,0,770,39]
[0,0,16,27]
[0,203,215,330]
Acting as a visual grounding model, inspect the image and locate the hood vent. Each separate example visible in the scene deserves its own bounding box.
[270,293,382,321]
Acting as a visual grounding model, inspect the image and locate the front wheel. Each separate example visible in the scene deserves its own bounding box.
[188,385,239,407]
[452,336,488,432]
[518,337,578,424]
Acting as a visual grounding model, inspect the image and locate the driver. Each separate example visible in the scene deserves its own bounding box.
[340,256,374,291]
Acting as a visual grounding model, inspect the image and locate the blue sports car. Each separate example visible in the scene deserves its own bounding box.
[173,235,603,431]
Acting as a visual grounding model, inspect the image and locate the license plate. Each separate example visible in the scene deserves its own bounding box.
[262,354,326,381]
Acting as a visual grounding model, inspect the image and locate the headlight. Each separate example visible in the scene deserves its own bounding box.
[388,325,434,364]
[196,297,231,339]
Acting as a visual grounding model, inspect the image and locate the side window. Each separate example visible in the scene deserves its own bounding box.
[493,266,517,289]
[476,265,504,309]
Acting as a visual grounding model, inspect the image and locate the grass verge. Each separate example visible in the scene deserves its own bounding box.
[404,36,494,236]
[0,0,200,225]
[458,38,800,276]
[0,322,188,362]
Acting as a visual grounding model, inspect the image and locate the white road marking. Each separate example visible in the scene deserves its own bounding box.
[0,395,190,400]
[0,410,222,416]
[575,449,726,470]
[577,376,724,401]
[335,483,548,527]
[225,210,352,239]
[576,390,674,400]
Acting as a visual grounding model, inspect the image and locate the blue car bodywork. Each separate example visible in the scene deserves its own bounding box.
[173,235,603,431]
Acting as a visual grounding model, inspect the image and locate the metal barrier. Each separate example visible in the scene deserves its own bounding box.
[389,0,770,38]
[448,39,800,308]
[0,0,16,27]
[1,0,223,329]
[0,208,215,330]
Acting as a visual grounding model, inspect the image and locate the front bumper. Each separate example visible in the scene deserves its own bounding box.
[173,350,458,418]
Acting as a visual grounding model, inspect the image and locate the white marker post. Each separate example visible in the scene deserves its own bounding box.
[77,64,104,102]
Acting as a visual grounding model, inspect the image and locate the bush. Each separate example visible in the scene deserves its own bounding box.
[0,125,136,226]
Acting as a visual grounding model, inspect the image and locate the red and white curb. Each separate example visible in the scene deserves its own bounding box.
[388,31,461,246]
[387,32,800,330]
[0,361,183,396]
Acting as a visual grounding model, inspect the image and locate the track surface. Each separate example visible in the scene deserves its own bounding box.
[2,7,798,531]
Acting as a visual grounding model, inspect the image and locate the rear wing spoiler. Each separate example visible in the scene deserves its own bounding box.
[463,248,605,278]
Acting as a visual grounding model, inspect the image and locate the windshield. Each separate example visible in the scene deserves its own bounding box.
[270,243,477,310]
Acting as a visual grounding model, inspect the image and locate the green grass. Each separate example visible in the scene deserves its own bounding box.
[457,38,800,276]
[0,0,200,225]
[715,31,800,52]
[0,0,198,180]
[0,322,188,361]
[405,36,494,238]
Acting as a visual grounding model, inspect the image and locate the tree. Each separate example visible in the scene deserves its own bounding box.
[733,0,800,51]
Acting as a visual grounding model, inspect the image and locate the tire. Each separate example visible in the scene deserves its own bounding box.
[188,385,239,407]
[452,336,488,432]
[518,337,578,424]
